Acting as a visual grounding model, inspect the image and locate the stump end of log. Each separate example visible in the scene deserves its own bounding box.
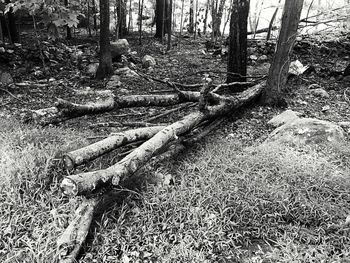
[61,178,79,196]
[63,154,76,170]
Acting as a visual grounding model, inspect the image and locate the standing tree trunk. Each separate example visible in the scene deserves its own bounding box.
[213,0,226,37]
[128,0,133,33]
[260,0,304,105]
[92,0,97,34]
[266,0,281,41]
[87,0,92,36]
[188,0,194,33]
[203,0,210,34]
[155,0,169,38]
[64,0,72,39]
[117,0,127,37]
[227,0,250,84]
[167,0,172,50]
[96,0,113,79]
[4,0,19,43]
[139,0,144,44]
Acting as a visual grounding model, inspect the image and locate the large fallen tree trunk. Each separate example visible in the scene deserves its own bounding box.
[28,92,201,126]
[60,82,264,196]
[64,126,166,169]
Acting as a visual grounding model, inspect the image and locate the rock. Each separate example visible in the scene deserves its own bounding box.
[321,105,330,112]
[106,75,121,89]
[110,39,130,60]
[0,71,13,85]
[114,67,138,78]
[0,47,5,53]
[338,121,350,128]
[142,55,156,68]
[268,110,301,128]
[258,55,268,62]
[267,118,345,146]
[310,88,329,98]
[250,55,258,60]
[87,63,99,76]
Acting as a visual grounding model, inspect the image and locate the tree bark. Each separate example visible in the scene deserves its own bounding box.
[213,0,226,37]
[155,0,169,38]
[167,0,172,50]
[5,0,19,43]
[28,92,201,126]
[96,0,113,79]
[188,0,194,33]
[203,0,210,34]
[227,0,250,84]
[260,0,304,105]
[64,0,72,40]
[57,197,100,263]
[64,126,166,169]
[60,82,265,196]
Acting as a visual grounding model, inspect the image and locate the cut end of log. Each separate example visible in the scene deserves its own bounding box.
[112,175,120,186]
[63,155,75,170]
[61,178,79,196]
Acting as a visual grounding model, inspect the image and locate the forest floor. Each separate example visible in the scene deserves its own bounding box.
[1,31,350,262]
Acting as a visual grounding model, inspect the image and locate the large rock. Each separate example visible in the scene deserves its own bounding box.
[267,118,345,146]
[0,71,13,85]
[110,39,130,60]
[142,55,156,68]
[268,110,301,128]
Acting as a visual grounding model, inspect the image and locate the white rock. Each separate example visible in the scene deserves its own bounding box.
[142,55,156,68]
[267,118,345,146]
[310,88,329,98]
[268,110,301,128]
[87,63,99,76]
[258,55,268,62]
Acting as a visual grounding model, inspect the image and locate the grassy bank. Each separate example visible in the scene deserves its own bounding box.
[1,118,350,262]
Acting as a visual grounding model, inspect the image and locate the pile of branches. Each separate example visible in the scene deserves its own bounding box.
[27,75,265,262]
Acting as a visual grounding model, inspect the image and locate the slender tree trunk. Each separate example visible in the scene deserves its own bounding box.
[5,0,19,43]
[227,0,250,84]
[139,0,144,44]
[87,0,92,36]
[118,0,127,37]
[167,0,172,50]
[261,0,304,105]
[213,0,226,37]
[194,0,198,39]
[266,0,281,41]
[96,0,113,79]
[92,0,97,34]
[203,0,210,34]
[64,0,72,39]
[189,0,194,33]
[128,0,133,33]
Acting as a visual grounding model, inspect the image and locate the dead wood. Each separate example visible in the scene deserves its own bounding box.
[64,126,165,169]
[60,82,264,196]
[57,197,100,263]
[28,92,201,126]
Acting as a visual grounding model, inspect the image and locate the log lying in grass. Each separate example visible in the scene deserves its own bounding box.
[57,197,100,263]
[60,82,264,196]
[64,126,166,169]
[28,92,201,126]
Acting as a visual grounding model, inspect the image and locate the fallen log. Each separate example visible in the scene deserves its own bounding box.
[28,92,201,126]
[60,82,264,196]
[57,197,100,263]
[64,126,165,169]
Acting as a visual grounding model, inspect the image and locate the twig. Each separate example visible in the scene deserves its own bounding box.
[145,102,197,122]
[0,87,26,103]
[189,70,266,79]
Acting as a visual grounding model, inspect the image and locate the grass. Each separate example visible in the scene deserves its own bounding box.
[1,118,350,262]
[0,119,91,263]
